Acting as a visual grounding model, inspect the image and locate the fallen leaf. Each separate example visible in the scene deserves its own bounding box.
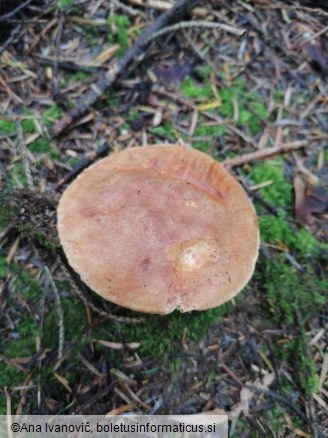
[230,372,275,418]
[294,176,328,225]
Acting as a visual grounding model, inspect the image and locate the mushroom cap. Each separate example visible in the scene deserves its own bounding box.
[57,145,259,314]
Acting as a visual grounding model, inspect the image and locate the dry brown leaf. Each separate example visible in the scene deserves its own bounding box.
[294,176,328,225]
[230,372,275,418]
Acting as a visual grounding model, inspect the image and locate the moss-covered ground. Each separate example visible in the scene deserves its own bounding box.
[0,0,327,436]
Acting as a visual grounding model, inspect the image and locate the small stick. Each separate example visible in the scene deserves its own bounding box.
[294,307,319,438]
[148,20,247,42]
[44,264,65,369]
[222,141,308,168]
[227,379,310,424]
[113,0,139,16]
[32,244,65,368]
[126,0,207,16]
[5,387,14,438]
[53,0,201,135]
[53,11,66,81]
[16,121,34,191]
[221,363,243,386]
[0,25,21,57]
[0,0,33,22]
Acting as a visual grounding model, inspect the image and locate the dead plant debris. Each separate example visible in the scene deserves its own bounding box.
[0,0,327,436]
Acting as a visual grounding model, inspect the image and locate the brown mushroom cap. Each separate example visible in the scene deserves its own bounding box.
[57,145,259,314]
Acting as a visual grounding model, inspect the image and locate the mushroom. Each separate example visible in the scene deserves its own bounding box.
[57,144,259,314]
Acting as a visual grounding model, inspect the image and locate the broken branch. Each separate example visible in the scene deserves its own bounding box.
[222,141,308,168]
[53,0,201,136]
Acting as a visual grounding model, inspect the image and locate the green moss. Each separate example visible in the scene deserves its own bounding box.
[107,97,121,109]
[272,339,320,396]
[180,76,268,135]
[5,328,38,358]
[0,363,25,388]
[263,256,326,326]
[180,77,213,100]
[58,0,73,8]
[260,214,292,245]
[273,89,285,103]
[251,159,293,206]
[324,148,328,163]
[67,157,80,167]
[107,14,130,55]
[0,255,10,276]
[118,304,231,356]
[150,122,177,141]
[10,162,27,188]
[43,293,88,348]
[62,71,91,86]
[259,214,326,260]
[0,199,16,231]
[28,137,61,159]
[42,105,65,126]
[193,124,226,153]
[0,253,42,304]
[21,119,36,134]
[293,228,322,255]
[194,65,213,80]
[29,137,49,153]
[266,405,285,435]
[84,24,100,46]
[0,310,39,389]
[16,270,42,303]
[0,119,16,134]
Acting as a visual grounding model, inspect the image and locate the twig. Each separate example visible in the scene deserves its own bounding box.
[5,387,13,438]
[227,379,310,424]
[0,0,33,22]
[0,25,21,57]
[32,244,65,368]
[222,141,308,168]
[44,264,65,370]
[294,306,319,438]
[113,0,139,16]
[126,0,174,11]
[53,0,201,135]
[53,11,66,82]
[126,0,207,16]
[148,20,247,42]
[294,5,328,18]
[16,121,34,191]
[36,56,99,74]
[221,363,243,386]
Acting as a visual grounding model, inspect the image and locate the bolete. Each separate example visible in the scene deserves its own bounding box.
[57,145,259,314]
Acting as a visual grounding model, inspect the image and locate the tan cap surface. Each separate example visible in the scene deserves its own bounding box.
[57,145,259,314]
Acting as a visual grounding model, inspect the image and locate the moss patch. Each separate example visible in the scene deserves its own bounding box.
[180,75,269,136]
[116,304,232,357]
[107,14,131,56]
[251,159,293,207]
[0,119,16,134]
[262,257,326,326]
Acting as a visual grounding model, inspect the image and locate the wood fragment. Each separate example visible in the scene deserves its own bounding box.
[53,0,201,135]
[222,141,308,168]
[319,352,328,391]
[0,0,33,22]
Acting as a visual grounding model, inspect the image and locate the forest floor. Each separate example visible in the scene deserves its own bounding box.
[0,0,328,436]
